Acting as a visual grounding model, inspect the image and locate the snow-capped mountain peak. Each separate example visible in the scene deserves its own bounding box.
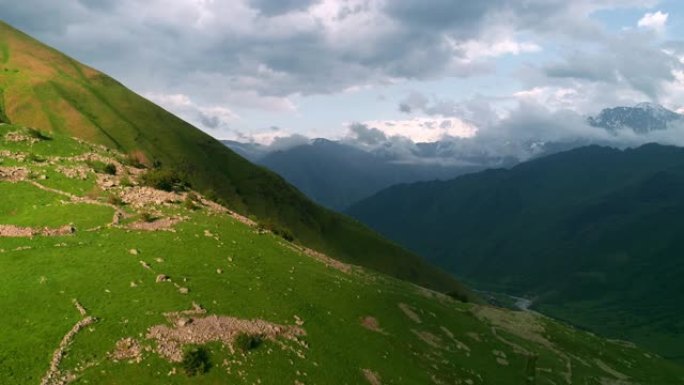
[588,103,682,133]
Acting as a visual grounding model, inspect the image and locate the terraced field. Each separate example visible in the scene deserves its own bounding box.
[1,123,683,384]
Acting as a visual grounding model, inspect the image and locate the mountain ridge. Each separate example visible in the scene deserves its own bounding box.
[0,20,469,295]
[224,138,502,210]
[347,142,684,361]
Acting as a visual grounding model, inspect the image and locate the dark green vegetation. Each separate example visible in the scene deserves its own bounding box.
[234,333,263,352]
[182,347,211,376]
[348,144,684,362]
[2,124,683,384]
[0,20,471,295]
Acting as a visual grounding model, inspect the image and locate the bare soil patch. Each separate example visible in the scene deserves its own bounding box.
[147,311,307,362]
[360,316,386,334]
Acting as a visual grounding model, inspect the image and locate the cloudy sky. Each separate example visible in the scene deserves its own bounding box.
[2,0,684,146]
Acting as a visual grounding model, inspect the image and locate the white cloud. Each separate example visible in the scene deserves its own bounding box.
[145,92,238,129]
[514,86,581,111]
[360,117,477,143]
[451,37,541,63]
[145,93,193,108]
[638,11,668,32]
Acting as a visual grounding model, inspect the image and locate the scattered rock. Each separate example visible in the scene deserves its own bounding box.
[147,313,306,362]
[156,274,170,283]
[40,316,96,385]
[72,299,87,317]
[412,330,442,348]
[0,224,76,238]
[0,166,29,182]
[176,318,192,327]
[110,338,143,363]
[57,166,90,180]
[398,303,422,324]
[362,369,382,385]
[120,187,181,208]
[4,131,38,144]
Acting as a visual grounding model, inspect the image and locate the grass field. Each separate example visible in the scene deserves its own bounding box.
[1,123,683,385]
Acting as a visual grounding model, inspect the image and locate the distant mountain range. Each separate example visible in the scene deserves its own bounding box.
[225,103,684,210]
[223,138,511,210]
[347,143,684,362]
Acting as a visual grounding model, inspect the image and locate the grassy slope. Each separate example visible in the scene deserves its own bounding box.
[347,144,684,362]
[1,124,683,385]
[0,21,468,296]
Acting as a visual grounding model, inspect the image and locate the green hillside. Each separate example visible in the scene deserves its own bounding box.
[0,21,469,296]
[347,144,684,362]
[1,124,683,384]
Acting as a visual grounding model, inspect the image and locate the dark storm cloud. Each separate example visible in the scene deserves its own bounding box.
[78,0,118,11]
[268,134,310,150]
[384,0,500,35]
[349,123,387,145]
[199,113,221,129]
[398,103,412,114]
[250,0,319,16]
[381,0,635,41]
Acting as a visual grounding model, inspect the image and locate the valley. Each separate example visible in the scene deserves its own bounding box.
[1,123,683,384]
[3,4,684,384]
[348,144,684,363]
